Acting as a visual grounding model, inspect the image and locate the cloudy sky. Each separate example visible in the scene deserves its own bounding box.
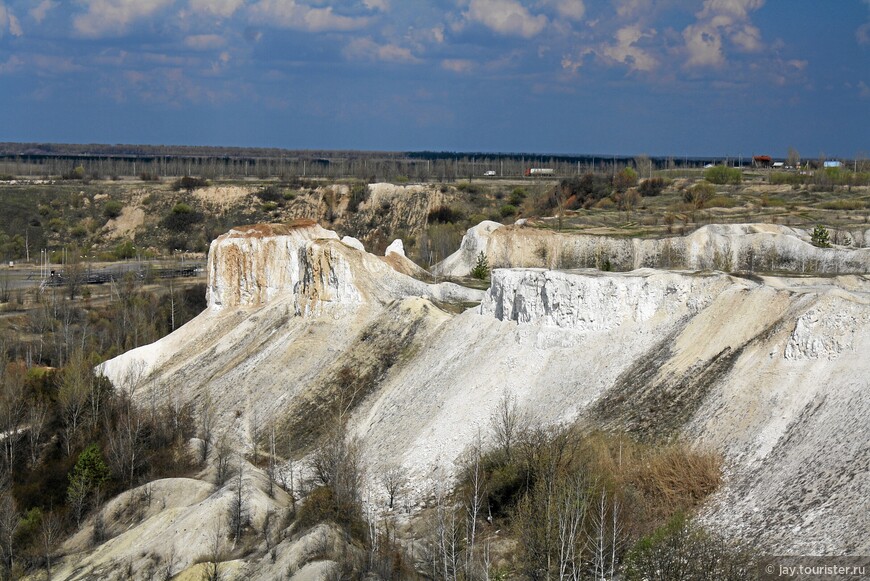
[0,0,867,157]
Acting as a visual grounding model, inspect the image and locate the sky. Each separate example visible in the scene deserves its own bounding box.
[0,0,867,157]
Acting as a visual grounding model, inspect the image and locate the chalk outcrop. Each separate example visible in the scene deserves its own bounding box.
[435,222,870,277]
[95,220,870,573]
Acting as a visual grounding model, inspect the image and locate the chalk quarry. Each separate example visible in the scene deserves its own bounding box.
[83,220,870,579]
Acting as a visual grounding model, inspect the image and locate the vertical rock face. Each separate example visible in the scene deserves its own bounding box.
[205,221,483,313]
[436,221,870,276]
[480,268,730,331]
[206,222,351,311]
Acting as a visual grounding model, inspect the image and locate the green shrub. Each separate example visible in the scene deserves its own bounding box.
[811,225,831,248]
[347,182,369,213]
[455,182,481,194]
[103,200,123,219]
[114,239,136,259]
[623,514,756,581]
[509,187,528,206]
[614,167,639,192]
[684,182,715,209]
[162,203,203,231]
[704,165,742,185]
[261,201,278,212]
[471,251,490,280]
[500,204,517,218]
[769,172,807,185]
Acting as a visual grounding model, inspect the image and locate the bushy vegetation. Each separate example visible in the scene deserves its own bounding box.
[0,275,207,578]
[622,513,757,581]
[172,176,209,192]
[102,200,123,219]
[162,202,203,232]
[418,393,732,580]
[428,205,465,224]
[770,170,870,187]
[638,177,668,197]
[683,182,716,210]
[704,165,742,185]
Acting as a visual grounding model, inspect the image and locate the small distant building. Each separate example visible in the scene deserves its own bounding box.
[823,160,842,169]
[753,155,772,168]
[772,162,784,169]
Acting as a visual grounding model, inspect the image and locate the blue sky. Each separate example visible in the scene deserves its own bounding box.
[0,0,867,157]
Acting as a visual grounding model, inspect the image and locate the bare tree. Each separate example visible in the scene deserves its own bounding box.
[464,436,484,580]
[557,474,589,581]
[214,434,233,487]
[0,360,26,471]
[40,511,63,581]
[265,422,278,498]
[380,464,406,510]
[587,488,624,580]
[26,398,49,467]
[0,492,19,578]
[201,518,224,581]
[57,352,91,455]
[199,389,216,465]
[105,394,145,488]
[227,455,249,547]
[490,390,524,460]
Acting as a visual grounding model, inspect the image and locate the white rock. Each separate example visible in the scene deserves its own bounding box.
[340,236,365,251]
[385,239,405,257]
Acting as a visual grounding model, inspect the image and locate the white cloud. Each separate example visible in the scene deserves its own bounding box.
[463,0,548,38]
[29,0,57,24]
[729,23,761,52]
[0,3,22,37]
[441,58,473,73]
[73,0,173,38]
[185,34,226,50]
[363,0,388,11]
[683,0,764,67]
[188,0,244,18]
[601,25,658,71]
[548,0,584,21]
[344,37,420,63]
[0,55,23,74]
[248,0,370,32]
[857,22,870,45]
[697,0,764,22]
[613,0,650,20]
[683,22,723,67]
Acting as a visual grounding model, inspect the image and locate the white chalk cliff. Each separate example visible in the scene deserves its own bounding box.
[96,220,870,577]
[435,222,870,276]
